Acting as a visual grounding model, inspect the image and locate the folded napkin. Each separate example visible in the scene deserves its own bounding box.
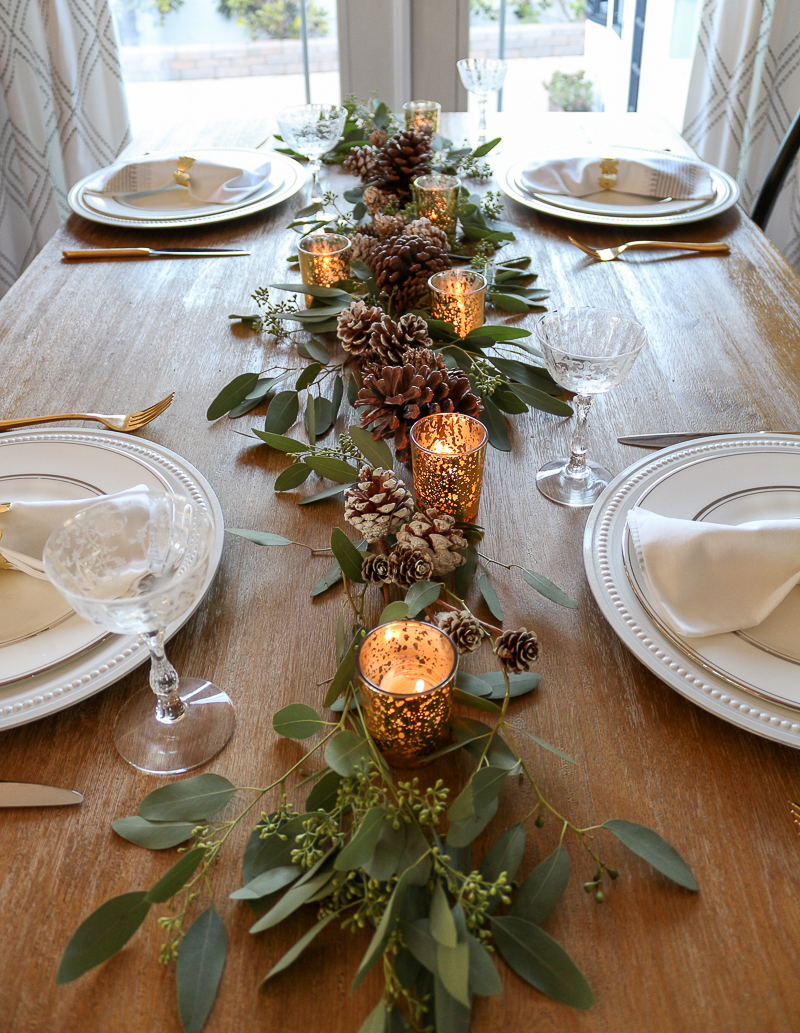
[521,155,715,200]
[627,507,800,638]
[0,485,149,581]
[86,155,272,205]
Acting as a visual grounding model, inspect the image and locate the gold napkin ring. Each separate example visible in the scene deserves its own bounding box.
[599,158,618,191]
[0,504,10,514]
[173,156,196,188]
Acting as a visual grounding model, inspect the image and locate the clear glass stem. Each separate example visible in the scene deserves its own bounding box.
[141,629,186,724]
[308,159,322,202]
[477,95,488,143]
[565,394,595,478]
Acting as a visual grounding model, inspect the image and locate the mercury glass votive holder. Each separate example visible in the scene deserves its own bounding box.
[410,413,488,522]
[403,100,441,134]
[413,174,460,240]
[297,233,351,307]
[356,620,457,767]
[428,269,487,338]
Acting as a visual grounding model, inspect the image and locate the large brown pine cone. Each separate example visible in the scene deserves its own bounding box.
[396,509,467,576]
[405,217,449,251]
[361,552,391,585]
[337,300,384,358]
[369,128,433,201]
[362,313,433,370]
[495,628,540,673]
[343,466,415,543]
[344,145,376,180]
[436,610,484,653]
[357,363,483,462]
[388,546,434,588]
[369,234,452,314]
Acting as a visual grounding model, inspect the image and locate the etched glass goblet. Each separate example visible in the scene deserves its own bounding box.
[276,103,346,202]
[457,58,508,143]
[535,308,647,508]
[43,491,235,774]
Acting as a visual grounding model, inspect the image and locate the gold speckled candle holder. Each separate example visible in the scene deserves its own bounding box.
[297,233,351,307]
[356,620,457,767]
[428,269,486,338]
[410,413,488,522]
[413,174,460,240]
[403,100,441,134]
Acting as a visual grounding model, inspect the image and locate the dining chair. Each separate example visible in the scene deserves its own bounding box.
[750,106,800,229]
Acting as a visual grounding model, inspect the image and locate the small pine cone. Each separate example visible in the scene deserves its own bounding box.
[373,212,407,238]
[402,346,445,371]
[350,232,378,264]
[394,313,432,350]
[396,508,467,576]
[343,466,415,543]
[369,128,388,148]
[368,313,404,366]
[436,610,484,654]
[362,184,389,214]
[344,145,376,180]
[388,546,435,588]
[496,628,540,673]
[405,217,449,252]
[361,552,391,585]
[337,299,384,358]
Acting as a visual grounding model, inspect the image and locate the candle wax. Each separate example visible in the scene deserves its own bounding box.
[379,666,432,695]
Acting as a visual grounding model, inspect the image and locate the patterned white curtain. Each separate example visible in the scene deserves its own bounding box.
[0,0,130,297]
[683,0,800,268]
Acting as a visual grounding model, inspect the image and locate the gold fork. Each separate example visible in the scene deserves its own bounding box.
[568,236,731,262]
[0,393,175,433]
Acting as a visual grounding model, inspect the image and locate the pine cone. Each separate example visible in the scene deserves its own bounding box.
[435,610,483,653]
[369,234,452,314]
[344,145,376,180]
[369,128,388,148]
[369,128,433,201]
[337,300,384,358]
[388,546,434,588]
[362,552,391,585]
[363,185,390,214]
[496,628,540,673]
[396,509,467,576]
[394,313,431,350]
[401,347,445,372]
[357,363,483,462]
[405,217,449,252]
[343,466,415,543]
[350,232,378,265]
[368,313,405,366]
[373,212,407,238]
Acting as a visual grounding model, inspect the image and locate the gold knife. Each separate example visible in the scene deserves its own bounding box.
[62,247,250,259]
[0,782,83,807]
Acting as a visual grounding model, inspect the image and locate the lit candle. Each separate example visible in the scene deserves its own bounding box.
[356,620,457,767]
[428,269,487,338]
[413,174,460,241]
[410,413,488,522]
[297,233,351,307]
[403,100,441,134]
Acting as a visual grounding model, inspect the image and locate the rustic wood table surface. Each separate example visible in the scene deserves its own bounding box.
[2,113,800,1033]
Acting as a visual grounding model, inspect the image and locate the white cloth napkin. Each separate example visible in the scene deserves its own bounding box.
[627,507,800,638]
[0,485,149,581]
[521,155,715,200]
[86,155,272,205]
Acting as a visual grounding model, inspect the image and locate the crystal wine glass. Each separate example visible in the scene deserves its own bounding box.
[535,308,647,508]
[43,491,235,774]
[457,58,508,144]
[276,103,347,202]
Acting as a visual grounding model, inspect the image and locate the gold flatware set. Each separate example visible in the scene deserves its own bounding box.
[0,392,174,433]
[568,236,731,262]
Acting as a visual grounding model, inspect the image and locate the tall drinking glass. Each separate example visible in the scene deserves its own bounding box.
[457,58,508,144]
[535,308,647,508]
[43,491,235,774]
[276,103,347,202]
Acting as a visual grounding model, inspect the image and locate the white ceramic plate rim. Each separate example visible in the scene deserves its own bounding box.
[0,430,224,731]
[583,434,800,750]
[68,149,306,229]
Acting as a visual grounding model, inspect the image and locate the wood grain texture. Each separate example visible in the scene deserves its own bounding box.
[2,113,800,1033]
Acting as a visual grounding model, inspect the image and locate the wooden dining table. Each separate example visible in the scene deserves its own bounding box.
[2,111,800,1033]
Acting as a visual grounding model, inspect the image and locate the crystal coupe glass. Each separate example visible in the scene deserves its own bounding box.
[43,491,235,774]
[457,58,508,143]
[276,103,347,202]
[535,308,647,508]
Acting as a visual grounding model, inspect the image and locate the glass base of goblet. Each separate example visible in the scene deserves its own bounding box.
[536,458,614,508]
[113,679,235,775]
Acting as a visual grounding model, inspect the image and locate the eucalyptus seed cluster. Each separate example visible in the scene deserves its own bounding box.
[396,777,449,826]
[467,356,504,397]
[291,811,345,868]
[434,849,512,943]
[250,287,300,342]
[258,792,299,839]
[583,864,619,903]
[289,432,362,468]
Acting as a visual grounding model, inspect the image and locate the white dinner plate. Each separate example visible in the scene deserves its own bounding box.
[68,149,306,229]
[0,430,224,730]
[500,147,740,227]
[584,435,800,750]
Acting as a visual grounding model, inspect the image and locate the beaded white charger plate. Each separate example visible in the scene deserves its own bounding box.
[584,435,800,750]
[0,430,223,730]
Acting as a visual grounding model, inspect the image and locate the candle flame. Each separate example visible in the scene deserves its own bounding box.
[414,678,426,693]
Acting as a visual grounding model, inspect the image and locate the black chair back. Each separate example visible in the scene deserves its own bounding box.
[751,107,800,229]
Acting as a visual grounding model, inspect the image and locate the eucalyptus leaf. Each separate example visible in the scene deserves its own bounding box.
[176,906,227,1033]
[478,395,510,451]
[207,372,259,421]
[430,882,457,948]
[491,915,594,1009]
[509,843,571,924]
[403,918,438,973]
[489,357,561,395]
[305,455,361,483]
[445,795,498,848]
[509,382,573,417]
[434,974,472,1033]
[379,600,410,623]
[305,391,317,444]
[347,373,361,406]
[313,395,335,437]
[520,568,578,608]
[602,820,698,891]
[273,703,325,740]
[454,543,478,597]
[306,769,342,812]
[274,463,312,491]
[261,913,336,984]
[335,807,387,870]
[448,766,507,823]
[330,528,366,582]
[437,941,470,1006]
[56,891,151,984]
[264,391,300,434]
[298,482,353,505]
[514,726,575,764]
[229,865,300,900]
[358,1000,387,1033]
[404,580,441,617]
[351,868,413,992]
[112,816,194,850]
[490,292,531,313]
[269,283,345,299]
[249,867,333,933]
[324,627,366,706]
[363,818,406,881]
[251,429,308,453]
[489,384,528,414]
[396,821,433,886]
[467,933,502,995]
[453,689,502,714]
[348,426,394,468]
[146,847,205,904]
[478,573,504,621]
[226,528,294,547]
[245,814,309,883]
[324,730,371,776]
[139,774,236,822]
[480,823,526,886]
[478,670,541,699]
[331,374,344,422]
[455,672,492,697]
[464,325,531,342]
[471,136,501,157]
